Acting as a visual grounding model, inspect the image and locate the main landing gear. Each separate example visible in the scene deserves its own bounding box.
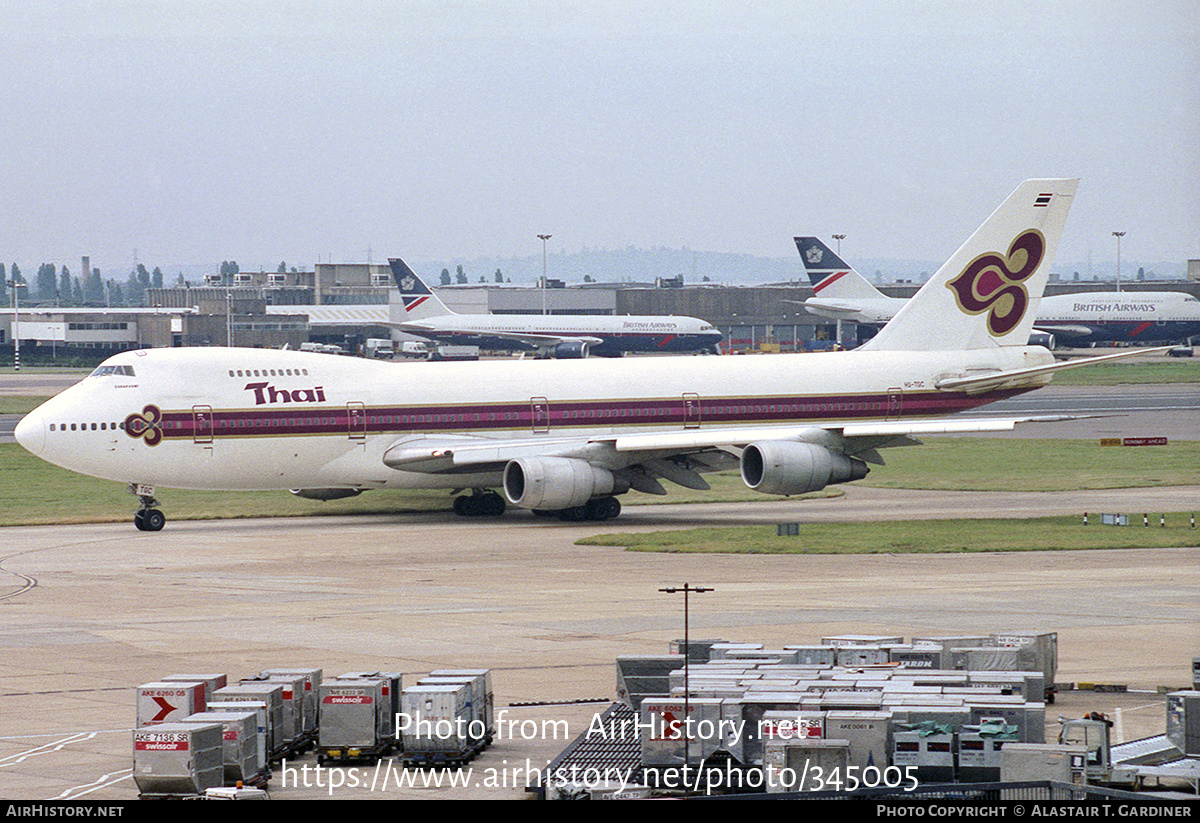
[533,496,622,522]
[452,490,507,517]
[134,493,166,532]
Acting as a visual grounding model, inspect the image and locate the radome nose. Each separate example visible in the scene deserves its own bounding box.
[14,411,45,456]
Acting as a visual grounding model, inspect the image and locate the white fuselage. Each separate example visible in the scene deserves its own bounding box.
[16,345,1050,494]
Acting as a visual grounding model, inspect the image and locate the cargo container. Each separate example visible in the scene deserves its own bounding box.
[213,684,286,762]
[1167,690,1200,756]
[764,738,851,793]
[132,722,224,798]
[318,678,392,764]
[160,673,228,704]
[260,667,323,750]
[400,683,487,767]
[241,674,305,758]
[137,681,207,727]
[204,701,270,776]
[892,728,956,783]
[420,670,494,742]
[181,710,267,787]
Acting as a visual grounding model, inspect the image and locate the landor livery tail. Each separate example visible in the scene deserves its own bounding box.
[388,258,454,320]
[861,179,1077,352]
[795,237,886,300]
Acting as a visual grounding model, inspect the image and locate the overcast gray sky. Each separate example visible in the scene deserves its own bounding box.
[1,1,1196,278]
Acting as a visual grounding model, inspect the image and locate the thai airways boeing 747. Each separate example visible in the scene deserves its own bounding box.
[20,179,1141,531]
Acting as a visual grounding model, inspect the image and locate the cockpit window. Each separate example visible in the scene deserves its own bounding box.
[90,365,136,377]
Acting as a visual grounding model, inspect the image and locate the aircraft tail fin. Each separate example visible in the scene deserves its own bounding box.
[795,237,886,300]
[860,178,1078,352]
[388,258,455,319]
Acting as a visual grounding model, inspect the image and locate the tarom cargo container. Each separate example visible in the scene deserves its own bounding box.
[132,722,224,798]
[400,683,487,767]
[318,678,392,764]
[136,681,207,727]
[213,683,286,763]
[181,710,267,787]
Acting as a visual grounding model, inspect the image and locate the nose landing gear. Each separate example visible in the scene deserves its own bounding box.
[130,485,166,531]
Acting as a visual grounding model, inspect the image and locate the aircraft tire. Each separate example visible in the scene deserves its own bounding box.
[584,497,621,521]
[134,510,147,531]
[143,509,166,531]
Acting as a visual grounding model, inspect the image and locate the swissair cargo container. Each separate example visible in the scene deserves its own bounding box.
[318,678,392,764]
[137,681,207,727]
[132,722,224,798]
[160,673,227,704]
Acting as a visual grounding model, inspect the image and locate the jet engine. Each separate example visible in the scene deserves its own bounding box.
[740,441,869,496]
[553,341,590,359]
[503,456,622,509]
[289,488,364,501]
[1028,331,1056,350]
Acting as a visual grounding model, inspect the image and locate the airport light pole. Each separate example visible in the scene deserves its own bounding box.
[659,582,712,797]
[538,234,551,315]
[832,234,845,255]
[6,279,26,370]
[1112,231,1125,293]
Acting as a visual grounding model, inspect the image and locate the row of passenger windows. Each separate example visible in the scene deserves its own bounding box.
[51,422,123,432]
[228,368,310,378]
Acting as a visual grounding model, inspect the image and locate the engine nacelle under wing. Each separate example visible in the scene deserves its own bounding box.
[289,488,364,501]
[503,456,619,509]
[740,441,869,496]
[552,340,590,359]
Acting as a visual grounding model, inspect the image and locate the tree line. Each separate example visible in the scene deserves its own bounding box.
[1,262,172,309]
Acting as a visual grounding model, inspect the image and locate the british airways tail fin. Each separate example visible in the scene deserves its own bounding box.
[388,258,455,319]
[795,237,887,300]
[860,178,1078,352]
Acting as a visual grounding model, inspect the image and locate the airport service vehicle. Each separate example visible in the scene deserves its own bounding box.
[796,236,1200,346]
[19,178,1149,531]
[389,257,724,358]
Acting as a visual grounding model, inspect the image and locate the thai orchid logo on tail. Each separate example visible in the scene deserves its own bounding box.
[125,405,163,446]
[945,229,1045,336]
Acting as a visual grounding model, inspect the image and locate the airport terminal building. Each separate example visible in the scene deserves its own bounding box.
[3,260,1198,362]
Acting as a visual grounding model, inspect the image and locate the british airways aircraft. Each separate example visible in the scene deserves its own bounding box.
[797,237,1200,347]
[390,259,723,358]
[19,179,1132,532]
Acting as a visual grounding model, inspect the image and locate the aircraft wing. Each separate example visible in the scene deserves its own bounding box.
[381,414,1079,478]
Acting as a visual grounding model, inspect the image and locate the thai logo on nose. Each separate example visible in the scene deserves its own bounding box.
[946,229,1045,336]
[124,405,163,446]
